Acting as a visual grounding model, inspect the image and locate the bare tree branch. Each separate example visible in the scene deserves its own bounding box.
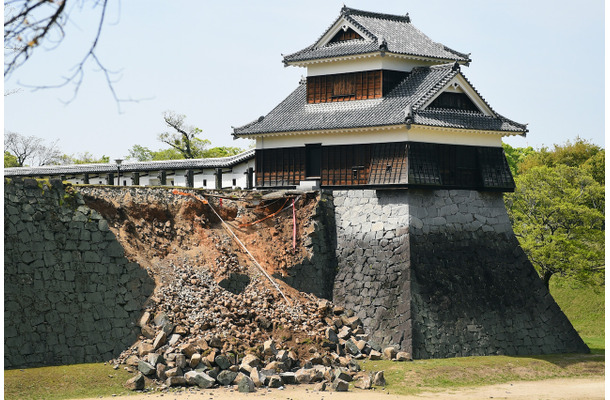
[5,0,148,111]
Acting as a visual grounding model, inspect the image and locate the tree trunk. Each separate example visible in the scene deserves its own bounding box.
[542,270,553,290]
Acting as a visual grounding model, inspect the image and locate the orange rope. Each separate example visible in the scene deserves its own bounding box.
[238,198,290,228]
[172,189,208,204]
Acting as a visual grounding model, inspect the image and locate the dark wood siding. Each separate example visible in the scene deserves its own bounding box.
[321,144,372,186]
[256,143,514,191]
[307,71,382,103]
[307,70,409,104]
[368,142,408,185]
[407,142,513,190]
[255,148,305,187]
[477,147,515,189]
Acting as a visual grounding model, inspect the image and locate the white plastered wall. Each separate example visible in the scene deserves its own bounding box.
[256,125,504,150]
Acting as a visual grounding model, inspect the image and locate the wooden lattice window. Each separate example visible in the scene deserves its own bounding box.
[307,71,382,103]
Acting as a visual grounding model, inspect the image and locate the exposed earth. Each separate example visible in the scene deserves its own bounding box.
[82,188,390,391]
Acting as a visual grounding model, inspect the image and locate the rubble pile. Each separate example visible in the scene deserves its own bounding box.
[114,259,411,392]
[80,188,411,392]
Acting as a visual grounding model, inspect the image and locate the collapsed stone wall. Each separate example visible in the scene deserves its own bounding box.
[4,178,155,369]
[332,188,588,358]
[277,191,338,299]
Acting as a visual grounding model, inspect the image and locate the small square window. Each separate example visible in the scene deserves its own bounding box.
[232,179,237,186]
[203,179,207,187]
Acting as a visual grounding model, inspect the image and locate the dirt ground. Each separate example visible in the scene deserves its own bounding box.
[78,377,605,400]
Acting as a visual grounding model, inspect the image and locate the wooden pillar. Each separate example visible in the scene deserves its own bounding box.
[185,170,194,188]
[215,168,222,190]
[132,172,140,186]
[157,171,166,186]
[83,173,90,184]
[246,167,254,189]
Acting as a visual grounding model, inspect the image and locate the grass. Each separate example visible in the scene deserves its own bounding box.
[549,277,604,354]
[4,363,136,400]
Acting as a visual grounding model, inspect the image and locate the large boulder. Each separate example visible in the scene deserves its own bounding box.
[184,371,215,388]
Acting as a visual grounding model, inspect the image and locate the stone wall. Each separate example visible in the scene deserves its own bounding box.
[5,180,588,367]
[332,189,412,353]
[332,188,588,358]
[4,178,155,369]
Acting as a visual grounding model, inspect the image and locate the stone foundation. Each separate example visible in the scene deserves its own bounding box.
[332,188,588,358]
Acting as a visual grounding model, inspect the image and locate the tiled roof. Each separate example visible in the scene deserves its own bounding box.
[4,149,255,177]
[232,64,527,137]
[283,7,470,64]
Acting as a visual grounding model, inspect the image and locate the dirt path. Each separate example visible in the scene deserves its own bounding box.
[80,377,604,400]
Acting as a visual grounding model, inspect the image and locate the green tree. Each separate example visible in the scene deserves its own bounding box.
[4,151,19,168]
[200,146,243,158]
[58,152,110,165]
[517,137,603,175]
[505,165,604,288]
[502,143,535,176]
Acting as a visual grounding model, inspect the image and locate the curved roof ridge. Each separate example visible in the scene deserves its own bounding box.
[283,6,470,65]
[341,6,411,23]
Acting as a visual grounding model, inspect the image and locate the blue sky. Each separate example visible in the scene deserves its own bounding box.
[3,1,605,161]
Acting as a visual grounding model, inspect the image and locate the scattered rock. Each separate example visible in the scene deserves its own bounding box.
[240,354,261,373]
[166,376,186,387]
[332,378,349,392]
[267,375,282,388]
[279,372,297,385]
[383,347,397,360]
[124,373,145,391]
[395,351,412,361]
[250,367,263,387]
[372,371,386,386]
[295,368,312,384]
[215,354,231,370]
[190,353,202,368]
[354,372,372,389]
[152,331,167,350]
[313,381,326,391]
